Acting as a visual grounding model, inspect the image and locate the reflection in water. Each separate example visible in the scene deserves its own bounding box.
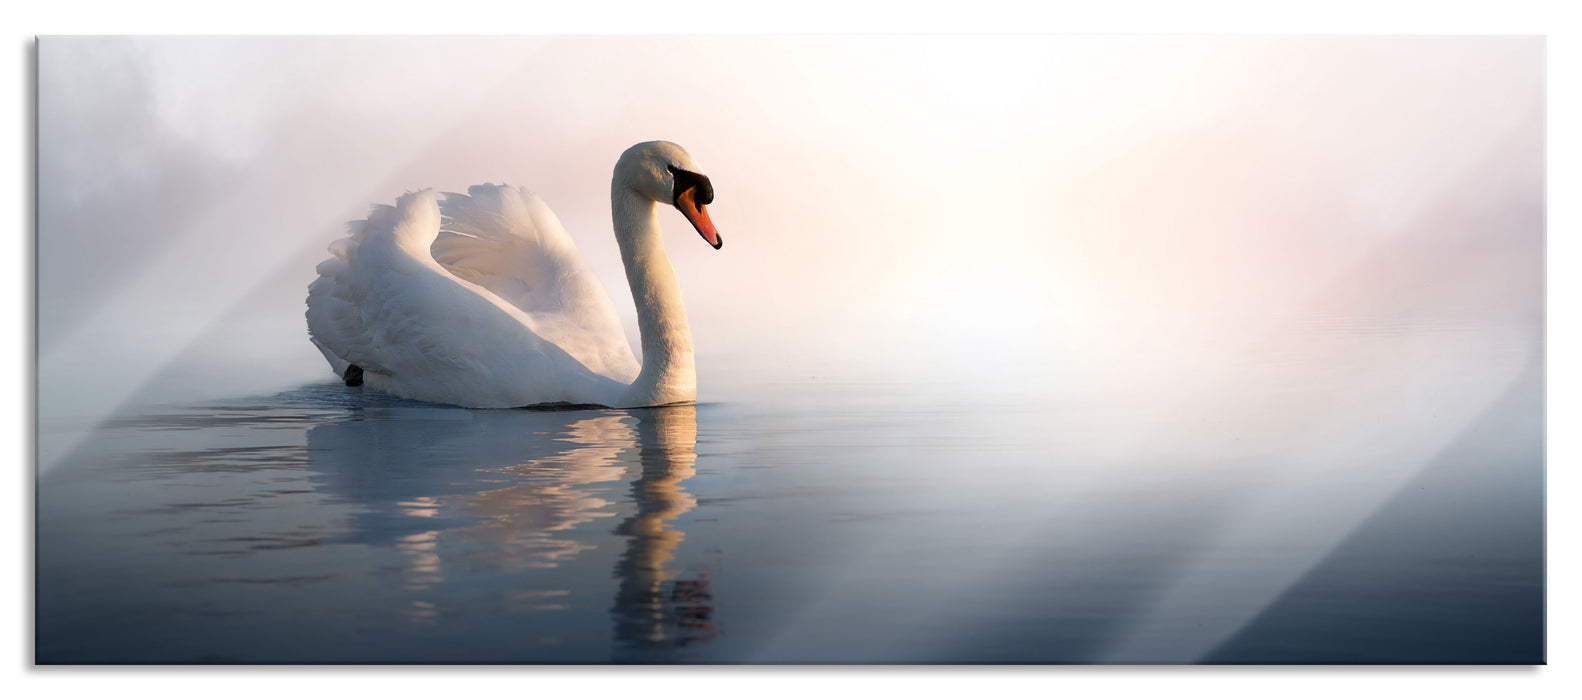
[447,414,633,575]
[38,314,1541,664]
[300,400,715,658]
[611,406,719,655]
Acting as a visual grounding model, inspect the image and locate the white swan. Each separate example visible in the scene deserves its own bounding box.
[305,141,722,409]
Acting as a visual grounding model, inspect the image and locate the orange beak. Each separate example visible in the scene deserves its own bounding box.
[676,187,722,250]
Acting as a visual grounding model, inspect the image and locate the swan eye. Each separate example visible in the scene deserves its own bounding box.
[667,164,714,206]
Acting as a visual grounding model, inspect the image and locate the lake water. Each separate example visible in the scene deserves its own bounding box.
[35,314,1544,664]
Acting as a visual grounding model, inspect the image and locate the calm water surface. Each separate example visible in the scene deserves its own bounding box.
[36,316,1543,664]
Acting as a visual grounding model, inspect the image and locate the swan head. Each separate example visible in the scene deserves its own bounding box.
[615,141,722,250]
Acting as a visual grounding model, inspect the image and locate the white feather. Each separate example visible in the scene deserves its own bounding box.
[304,141,716,409]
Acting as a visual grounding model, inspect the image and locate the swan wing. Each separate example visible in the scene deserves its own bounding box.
[433,185,639,381]
[308,192,629,407]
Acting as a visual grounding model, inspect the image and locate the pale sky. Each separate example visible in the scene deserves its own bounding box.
[36,36,1543,465]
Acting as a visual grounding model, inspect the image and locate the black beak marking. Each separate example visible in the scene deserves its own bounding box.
[668,164,713,206]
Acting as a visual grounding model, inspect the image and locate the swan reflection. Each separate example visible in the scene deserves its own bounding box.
[612,405,719,654]
[304,401,715,655]
[447,413,633,574]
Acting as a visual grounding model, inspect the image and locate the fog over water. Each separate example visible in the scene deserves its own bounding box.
[38,37,1541,462]
[35,36,1543,663]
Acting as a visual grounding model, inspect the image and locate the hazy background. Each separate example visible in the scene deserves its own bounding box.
[36,36,1543,470]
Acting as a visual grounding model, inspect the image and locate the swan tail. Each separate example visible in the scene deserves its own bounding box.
[305,204,406,380]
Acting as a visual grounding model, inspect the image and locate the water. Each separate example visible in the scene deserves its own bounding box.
[35,316,1544,664]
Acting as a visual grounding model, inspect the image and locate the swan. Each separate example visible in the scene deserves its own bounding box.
[305,140,722,409]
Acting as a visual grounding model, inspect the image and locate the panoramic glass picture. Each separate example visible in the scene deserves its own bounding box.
[36,36,1543,664]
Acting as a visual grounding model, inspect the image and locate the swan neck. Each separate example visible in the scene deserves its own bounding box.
[613,187,696,406]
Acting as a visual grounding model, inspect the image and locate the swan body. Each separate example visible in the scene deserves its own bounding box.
[305,141,721,409]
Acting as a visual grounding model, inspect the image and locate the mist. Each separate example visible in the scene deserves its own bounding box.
[37,36,1543,470]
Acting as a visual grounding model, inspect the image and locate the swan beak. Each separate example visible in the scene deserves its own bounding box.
[676,188,723,250]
